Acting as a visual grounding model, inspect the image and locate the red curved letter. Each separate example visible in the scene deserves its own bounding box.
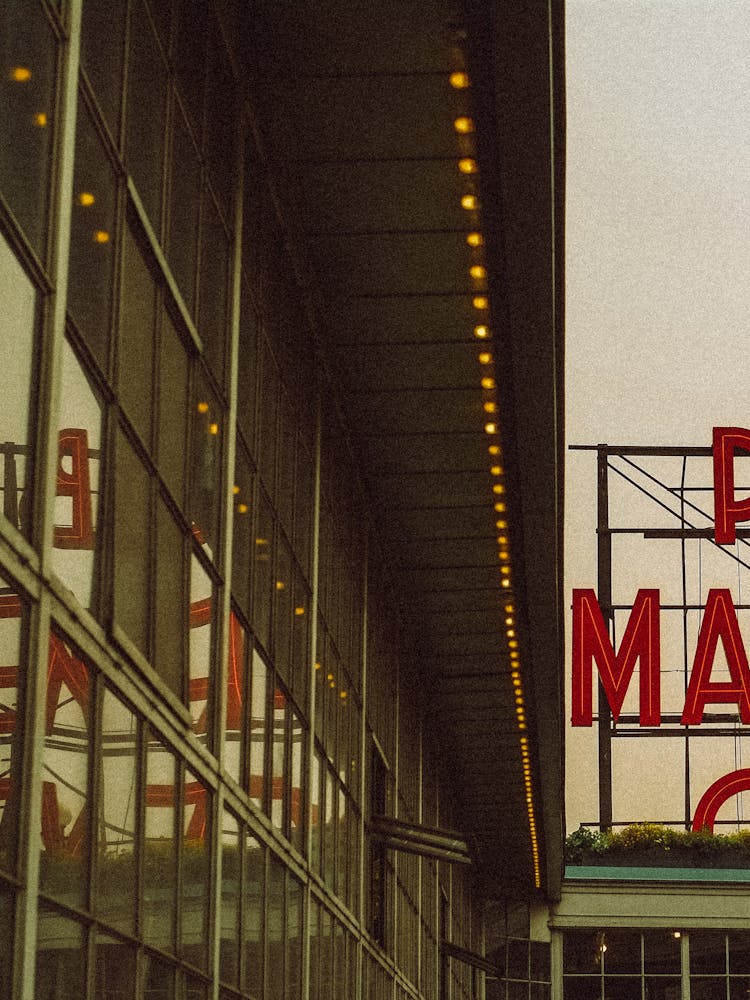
[714,426,750,545]
[692,768,750,832]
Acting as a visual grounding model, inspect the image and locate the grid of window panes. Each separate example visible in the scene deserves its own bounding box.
[558,928,750,999]
[0,3,490,999]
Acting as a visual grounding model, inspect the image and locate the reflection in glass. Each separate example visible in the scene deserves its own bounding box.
[67,96,116,368]
[113,427,151,655]
[39,634,90,907]
[249,649,267,811]
[0,886,13,1000]
[267,855,285,1000]
[35,908,86,1000]
[80,0,126,140]
[154,498,186,700]
[190,376,222,552]
[158,307,189,506]
[291,711,304,854]
[0,232,36,540]
[219,811,240,986]
[119,223,155,445]
[0,580,24,876]
[198,192,229,385]
[253,493,273,649]
[144,952,175,1000]
[182,769,210,971]
[224,613,246,785]
[287,875,303,1000]
[0,3,56,254]
[168,103,200,316]
[189,552,213,747]
[96,689,138,934]
[242,834,264,998]
[271,687,287,833]
[51,339,102,609]
[231,446,253,616]
[95,933,136,1000]
[144,736,176,954]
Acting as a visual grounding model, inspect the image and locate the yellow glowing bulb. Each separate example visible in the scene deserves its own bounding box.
[79,191,96,207]
[478,351,493,364]
[458,157,478,174]
[488,444,501,455]
[93,229,110,244]
[498,550,509,561]
[506,603,515,614]
[255,537,268,546]
[495,501,506,512]
[505,617,514,626]
[11,67,31,83]
[326,672,334,682]
[466,232,484,247]
[474,324,490,340]
[484,422,497,435]
[461,194,478,210]
[276,580,286,591]
[497,535,508,545]
[473,295,489,310]
[492,482,505,494]
[197,401,209,413]
[209,421,219,435]
[491,465,503,476]
[454,116,475,133]
[470,265,487,280]
[315,662,322,671]
[295,606,305,616]
[33,112,48,127]
[237,503,248,514]
[496,520,507,530]
[484,401,497,414]
[232,484,241,495]
[481,377,496,390]
[340,690,348,700]
[507,628,515,638]
[450,71,470,89]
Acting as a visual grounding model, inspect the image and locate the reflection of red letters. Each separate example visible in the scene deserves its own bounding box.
[54,428,94,550]
[572,589,661,726]
[681,588,750,724]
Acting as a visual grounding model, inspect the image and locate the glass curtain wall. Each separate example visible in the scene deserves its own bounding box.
[0,3,488,1000]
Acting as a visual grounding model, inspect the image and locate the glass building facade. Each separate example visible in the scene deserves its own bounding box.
[0,3,493,998]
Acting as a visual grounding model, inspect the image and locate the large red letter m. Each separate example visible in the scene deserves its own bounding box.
[572,589,660,726]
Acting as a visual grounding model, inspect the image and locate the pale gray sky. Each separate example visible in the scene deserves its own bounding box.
[565,0,750,830]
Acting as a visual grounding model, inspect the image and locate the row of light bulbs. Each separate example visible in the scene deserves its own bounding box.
[450,65,541,888]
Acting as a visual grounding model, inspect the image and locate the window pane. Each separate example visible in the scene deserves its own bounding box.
[125,1,167,231]
[237,285,258,448]
[271,687,288,832]
[198,193,229,385]
[219,811,240,986]
[80,0,126,140]
[287,875,303,1000]
[0,579,24,876]
[190,376,222,553]
[95,933,136,1000]
[51,339,102,610]
[182,771,210,970]
[691,930,728,975]
[0,3,56,254]
[144,953,175,1000]
[189,551,213,745]
[96,689,138,934]
[224,613,246,785]
[144,737,176,953]
[603,930,641,974]
[242,835,264,997]
[562,976,601,1000]
[564,931,603,975]
[252,493,273,649]
[35,909,86,1000]
[290,711,304,854]
[39,635,90,908]
[249,649,267,810]
[0,886,13,1000]
[113,428,151,655]
[157,307,189,506]
[0,233,37,540]
[644,930,682,975]
[154,498,186,700]
[231,447,253,616]
[167,102,200,315]
[729,931,750,974]
[267,856,285,1000]
[119,223,155,446]
[67,96,117,369]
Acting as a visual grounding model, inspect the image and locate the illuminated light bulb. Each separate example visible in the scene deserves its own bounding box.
[505,616,514,626]
[329,680,336,689]
[461,193,478,210]
[255,537,268,545]
[488,444,501,456]
[501,578,510,588]
[466,232,484,247]
[474,324,490,340]
[501,565,511,576]
[484,422,497,435]
[209,421,219,435]
[232,484,241,495]
[673,932,681,939]
[509,639,519,649]
[470,264,487,280]
[326,673,334,682]
[11,67,31,83]
[481,377,496,390]
[237,503,248,514]
[93,229,110,244]
[454,116,475,133]
[493,483,505,494]
[450,71,470,89]
[506,603,515,614]
[315,662,322,671]
[275,580,285,591]
[491,465,503,476]
[510,651,520,661]
[33,112,48,127]
[197,401,209,413]
[506,628,515,638]
[295,606,305,616]
[478,351,493,364]
[484,401,497,414]
[499,552,509,563]
[78,192,95,207]
[458,158,478,174]
[340,690,348,700]
[494,501,506,512]
[473,295,489,310]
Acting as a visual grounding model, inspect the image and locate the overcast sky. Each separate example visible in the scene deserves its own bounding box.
[565,0,750,830]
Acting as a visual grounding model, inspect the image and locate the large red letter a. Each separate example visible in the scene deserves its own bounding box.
[572,589,660,727]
